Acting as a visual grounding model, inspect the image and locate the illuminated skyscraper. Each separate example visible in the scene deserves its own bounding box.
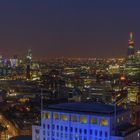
[26,49,32,62]
[127,32,135,59]
[136,50,140,61]
[32,103,140,140]
[125,32,140,76]
[26,49,32,79]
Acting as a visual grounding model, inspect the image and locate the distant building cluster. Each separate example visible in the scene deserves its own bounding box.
[32,33,140,140]
[0,33,139,140]
[0,49,40,80]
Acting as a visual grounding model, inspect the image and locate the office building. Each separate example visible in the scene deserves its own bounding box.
[127,32,135,59]
[125,32,140,76]
[32,102,140,140]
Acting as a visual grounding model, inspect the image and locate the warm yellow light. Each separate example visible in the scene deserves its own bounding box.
[120,76,126,81]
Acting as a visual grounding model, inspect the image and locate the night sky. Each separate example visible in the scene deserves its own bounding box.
[0,0,140,58]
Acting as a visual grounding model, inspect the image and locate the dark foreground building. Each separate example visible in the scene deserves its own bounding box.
[9,136,32,140]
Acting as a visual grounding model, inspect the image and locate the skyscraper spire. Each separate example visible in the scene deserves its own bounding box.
[130,32,133,40]
[129,32,134,45]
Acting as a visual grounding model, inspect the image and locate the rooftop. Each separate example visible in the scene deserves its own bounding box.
[9,136,32,140]
[46,102,127,115]
[116,123,140,137]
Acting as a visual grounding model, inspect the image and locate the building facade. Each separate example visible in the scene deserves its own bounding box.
[32,103,140,140]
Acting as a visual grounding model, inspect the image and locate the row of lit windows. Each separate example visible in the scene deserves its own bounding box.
[43,112,108,126]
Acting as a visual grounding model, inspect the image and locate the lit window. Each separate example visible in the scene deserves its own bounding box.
[43,112,50,119]
[60,114,68,121]
[80,116,87,123]
[100,119,108,126]
[53,113,59,120]
[90,118,97,124]
[71,115,78,122]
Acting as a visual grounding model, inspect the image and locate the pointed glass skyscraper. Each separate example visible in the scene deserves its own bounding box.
[127,32,135,59]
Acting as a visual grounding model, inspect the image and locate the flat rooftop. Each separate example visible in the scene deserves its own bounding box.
[46,102,127,115]
[116,123,140,137]
[10,136,32,140]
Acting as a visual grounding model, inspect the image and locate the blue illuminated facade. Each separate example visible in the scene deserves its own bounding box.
[32,103,140,140]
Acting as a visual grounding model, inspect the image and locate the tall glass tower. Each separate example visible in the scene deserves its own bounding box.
[127,32,135,59]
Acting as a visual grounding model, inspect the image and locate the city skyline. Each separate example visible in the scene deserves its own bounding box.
[0,1,140,58]
[0,1,140,140]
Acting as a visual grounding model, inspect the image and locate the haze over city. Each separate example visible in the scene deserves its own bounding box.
[0,0,140,58]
